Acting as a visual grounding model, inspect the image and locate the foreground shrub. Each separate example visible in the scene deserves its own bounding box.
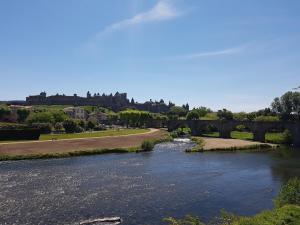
[31,123,52,134]
[141,140,155,151]
[164,215,205,225]
[63,119,77,133]
[274,177,300,208]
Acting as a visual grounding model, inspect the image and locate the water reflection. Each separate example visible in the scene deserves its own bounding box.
[0,143,299,225]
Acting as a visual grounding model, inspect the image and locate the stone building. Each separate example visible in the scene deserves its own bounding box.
[63,107,87,120]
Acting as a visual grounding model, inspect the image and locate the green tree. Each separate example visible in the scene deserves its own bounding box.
[51,110,68,123]
[87,120,96,130]
[63,119,77,133]
[26,112,55,124]
[17,109,30,123]
[217,109,233,120]
[169,106,188,118]
[0,106,11,120]
[271,91,300,120]
[186,110,200,120]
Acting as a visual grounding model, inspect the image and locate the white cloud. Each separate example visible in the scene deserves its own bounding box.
[165,46,246,61]
[96,0,181,38]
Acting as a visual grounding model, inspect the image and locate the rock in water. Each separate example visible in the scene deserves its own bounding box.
[79,217,122,225]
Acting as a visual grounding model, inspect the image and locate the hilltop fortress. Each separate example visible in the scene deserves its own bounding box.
[26,92,172,113]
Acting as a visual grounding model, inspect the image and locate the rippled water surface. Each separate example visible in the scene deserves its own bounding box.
[1,141,300,225]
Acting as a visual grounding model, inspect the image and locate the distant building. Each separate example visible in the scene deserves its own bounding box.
[88,111,108,123]
[63,107,87,120]
[26,91,172,113]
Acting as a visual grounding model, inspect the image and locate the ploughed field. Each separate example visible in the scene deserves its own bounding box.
[0,129,165,157]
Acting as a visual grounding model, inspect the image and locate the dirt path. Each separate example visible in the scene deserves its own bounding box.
[0,129,165,156]
[202,137,276,150]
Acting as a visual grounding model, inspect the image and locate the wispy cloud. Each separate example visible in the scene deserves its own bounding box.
[96,0,182,38]
[165,46,246,61]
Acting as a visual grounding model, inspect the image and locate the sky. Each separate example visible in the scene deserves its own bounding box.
[0,0,299,112]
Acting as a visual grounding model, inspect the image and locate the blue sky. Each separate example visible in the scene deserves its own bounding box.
[0,0,299,112]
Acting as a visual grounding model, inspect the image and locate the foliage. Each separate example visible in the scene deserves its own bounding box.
[0,129,40,141]
[164,215,205,225]
[17,109,30,123]
[192,107,212,118]
[141,140,155,151]
[254,115,279,122]
[26,112,55,124]
[186,110,200,120]
[235,125,247,132]
[31,123,52,134]
[217,109,233,120]
[233,112,249,121]
[54,122,64,131]
[274,177,300,208]
[169,106,188,118]
[271,91,300,120]
[86,120,96,130]
[63,119,78,133]
[119,110,151,127]
[186,137,205,152]
[51,110,68,123]
[171,127,191,138]
[200,112,219,120]
[0,106,11,120]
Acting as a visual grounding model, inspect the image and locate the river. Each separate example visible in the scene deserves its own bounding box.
[0,140,300,225]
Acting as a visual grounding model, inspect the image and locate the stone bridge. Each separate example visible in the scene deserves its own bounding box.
[167,120,300,147]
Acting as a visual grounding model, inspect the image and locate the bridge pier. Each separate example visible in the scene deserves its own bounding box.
[292,125,300,147]
[219,129,231,139]
[253,130,266,142]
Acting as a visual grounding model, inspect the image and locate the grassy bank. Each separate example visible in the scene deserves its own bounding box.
[40,128,150,141]
[0,132,172,161]
[202,131,288,144]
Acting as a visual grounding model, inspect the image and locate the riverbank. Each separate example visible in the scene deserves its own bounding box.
[0,129,170,161]
[186,136,278,152]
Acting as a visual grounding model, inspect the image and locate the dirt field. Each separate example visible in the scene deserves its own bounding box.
[0,129,165,156]
[202,137,276,150]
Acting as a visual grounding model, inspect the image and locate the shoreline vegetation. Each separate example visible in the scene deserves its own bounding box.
[164,178,300,225]
[0,130,172,161]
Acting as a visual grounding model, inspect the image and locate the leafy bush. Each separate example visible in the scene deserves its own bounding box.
[217,109,233,120]
[63,119,77,133]
[274,177,300,208]
[27,112,55,124]
[17,109,30,123]
[75,125,85,133]
[141,140,155,151]
[0,106,11,120]
[187,110,200,120]
[31,123,52,134]
[164,215,205,225]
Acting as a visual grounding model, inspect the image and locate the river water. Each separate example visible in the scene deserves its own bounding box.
[0,140,300,225]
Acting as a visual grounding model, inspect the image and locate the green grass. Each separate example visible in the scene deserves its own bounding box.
[201,132,219,137]
[40,129,149,140]
[231,131,253,140]
[186,137,205,152]
[200,112,219,120]
[265,132,286,144]
[203,131,286,144]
